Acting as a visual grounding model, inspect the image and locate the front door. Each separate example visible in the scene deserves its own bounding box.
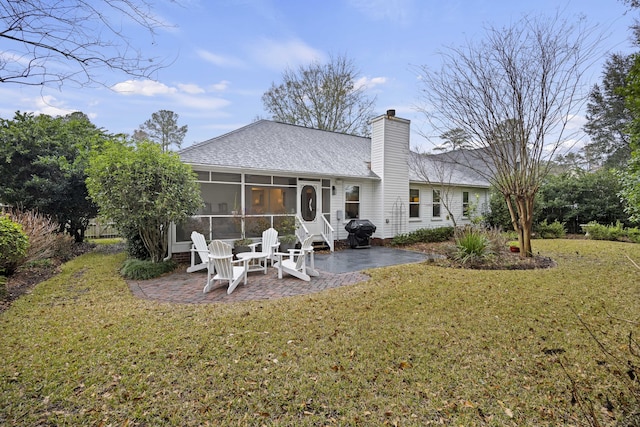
[298,180,322,236]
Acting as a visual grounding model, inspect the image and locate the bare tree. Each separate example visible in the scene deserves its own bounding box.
[137,109,188,152]
[0,0,169,87]
[416,13,601,256]
[262,55,376,137]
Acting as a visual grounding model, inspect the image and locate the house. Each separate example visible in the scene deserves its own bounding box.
[169,110,490,257]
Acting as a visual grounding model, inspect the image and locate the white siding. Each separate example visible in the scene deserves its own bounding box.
[370,114,411,239]
[405,184,490,233]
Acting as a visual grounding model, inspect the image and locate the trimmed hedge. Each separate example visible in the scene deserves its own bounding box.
[582,221,639,243]
[391,226,455,246]
[535,220,566,239]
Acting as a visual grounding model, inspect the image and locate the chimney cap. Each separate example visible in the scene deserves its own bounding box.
[386,109,396,117]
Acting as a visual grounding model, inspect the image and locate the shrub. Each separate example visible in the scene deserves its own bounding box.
[535,219,566,239]
[6,208,59,262]
[120,258,177,280]
[627,227,640,244]
[583,221,625,241]
[391,226,454,245]
[454,227,492,264]
[0,214,29,275]
[120,225,151,260]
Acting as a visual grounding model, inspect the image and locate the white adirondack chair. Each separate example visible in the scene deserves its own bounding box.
[205,240,248,294]
[274,235,319,281]
[248,227,280,265]
[188,231,210,273]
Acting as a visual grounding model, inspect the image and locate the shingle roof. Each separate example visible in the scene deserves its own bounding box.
[408,150,491,188]
[179,120,379,179]
[180,119,490,188]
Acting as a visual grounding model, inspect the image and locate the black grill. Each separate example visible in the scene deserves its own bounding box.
[344,219,377,248]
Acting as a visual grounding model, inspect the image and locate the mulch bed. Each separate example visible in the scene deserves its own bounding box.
[405,241,557,270]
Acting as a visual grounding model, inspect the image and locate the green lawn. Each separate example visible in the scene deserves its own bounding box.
[1,240,639,426]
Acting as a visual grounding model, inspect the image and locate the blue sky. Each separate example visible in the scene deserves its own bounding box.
[0,0,637,151]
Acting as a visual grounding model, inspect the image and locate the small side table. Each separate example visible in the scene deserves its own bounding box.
[236,252,268,274]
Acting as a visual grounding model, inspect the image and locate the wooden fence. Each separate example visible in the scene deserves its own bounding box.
[85,219,120,239]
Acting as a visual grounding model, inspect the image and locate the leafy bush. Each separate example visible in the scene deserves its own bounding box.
[453,227,492,264]
[391,226,454,245]
[120,258,177,280]
[535,219,566,239]
[627,227,640,244]
[0,214,29,275]
[120,225,151,260]
[6,208,59,262]
[583,221,626,241]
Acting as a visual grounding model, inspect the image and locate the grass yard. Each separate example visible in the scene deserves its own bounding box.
[1,240,639,426]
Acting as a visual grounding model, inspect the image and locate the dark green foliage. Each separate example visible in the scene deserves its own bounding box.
[617,149,640,223]
[540,169,629,233]
[584,53,633,168]
[120,225,151,260]
[627,227,640,243]
[535,220,566,239]
[86,141,202,262]
[120,258,177,280]
[582,221,632,241]
[0,214,29,275]
[0,112,109,242]
[485,189,544,231]
[391,226,454,246]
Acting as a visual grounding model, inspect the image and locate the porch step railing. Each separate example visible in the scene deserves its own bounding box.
[321,215,334,252]
[295,214,334,252]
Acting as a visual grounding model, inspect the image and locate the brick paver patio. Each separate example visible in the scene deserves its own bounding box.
[128,267,370,304]
[127,246,429,304]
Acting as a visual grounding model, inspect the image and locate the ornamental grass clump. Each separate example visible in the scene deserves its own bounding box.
[453,226,492,265]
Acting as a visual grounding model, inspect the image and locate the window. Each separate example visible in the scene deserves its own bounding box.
[409,188,420,218]
[462,191,470,218]
[432,190,441,218]
[345,185,360,219]
[198,182,241,214]
[245,186,296,215]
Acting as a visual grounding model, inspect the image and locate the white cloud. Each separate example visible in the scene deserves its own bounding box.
[354,76,388,90]
[196,49,245,68]
[177,83,206,94]
[565,113,587,131]
[248,38,325,70]
[111,79,177,96]
[29,95,75,117]
[209,80,231,92]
